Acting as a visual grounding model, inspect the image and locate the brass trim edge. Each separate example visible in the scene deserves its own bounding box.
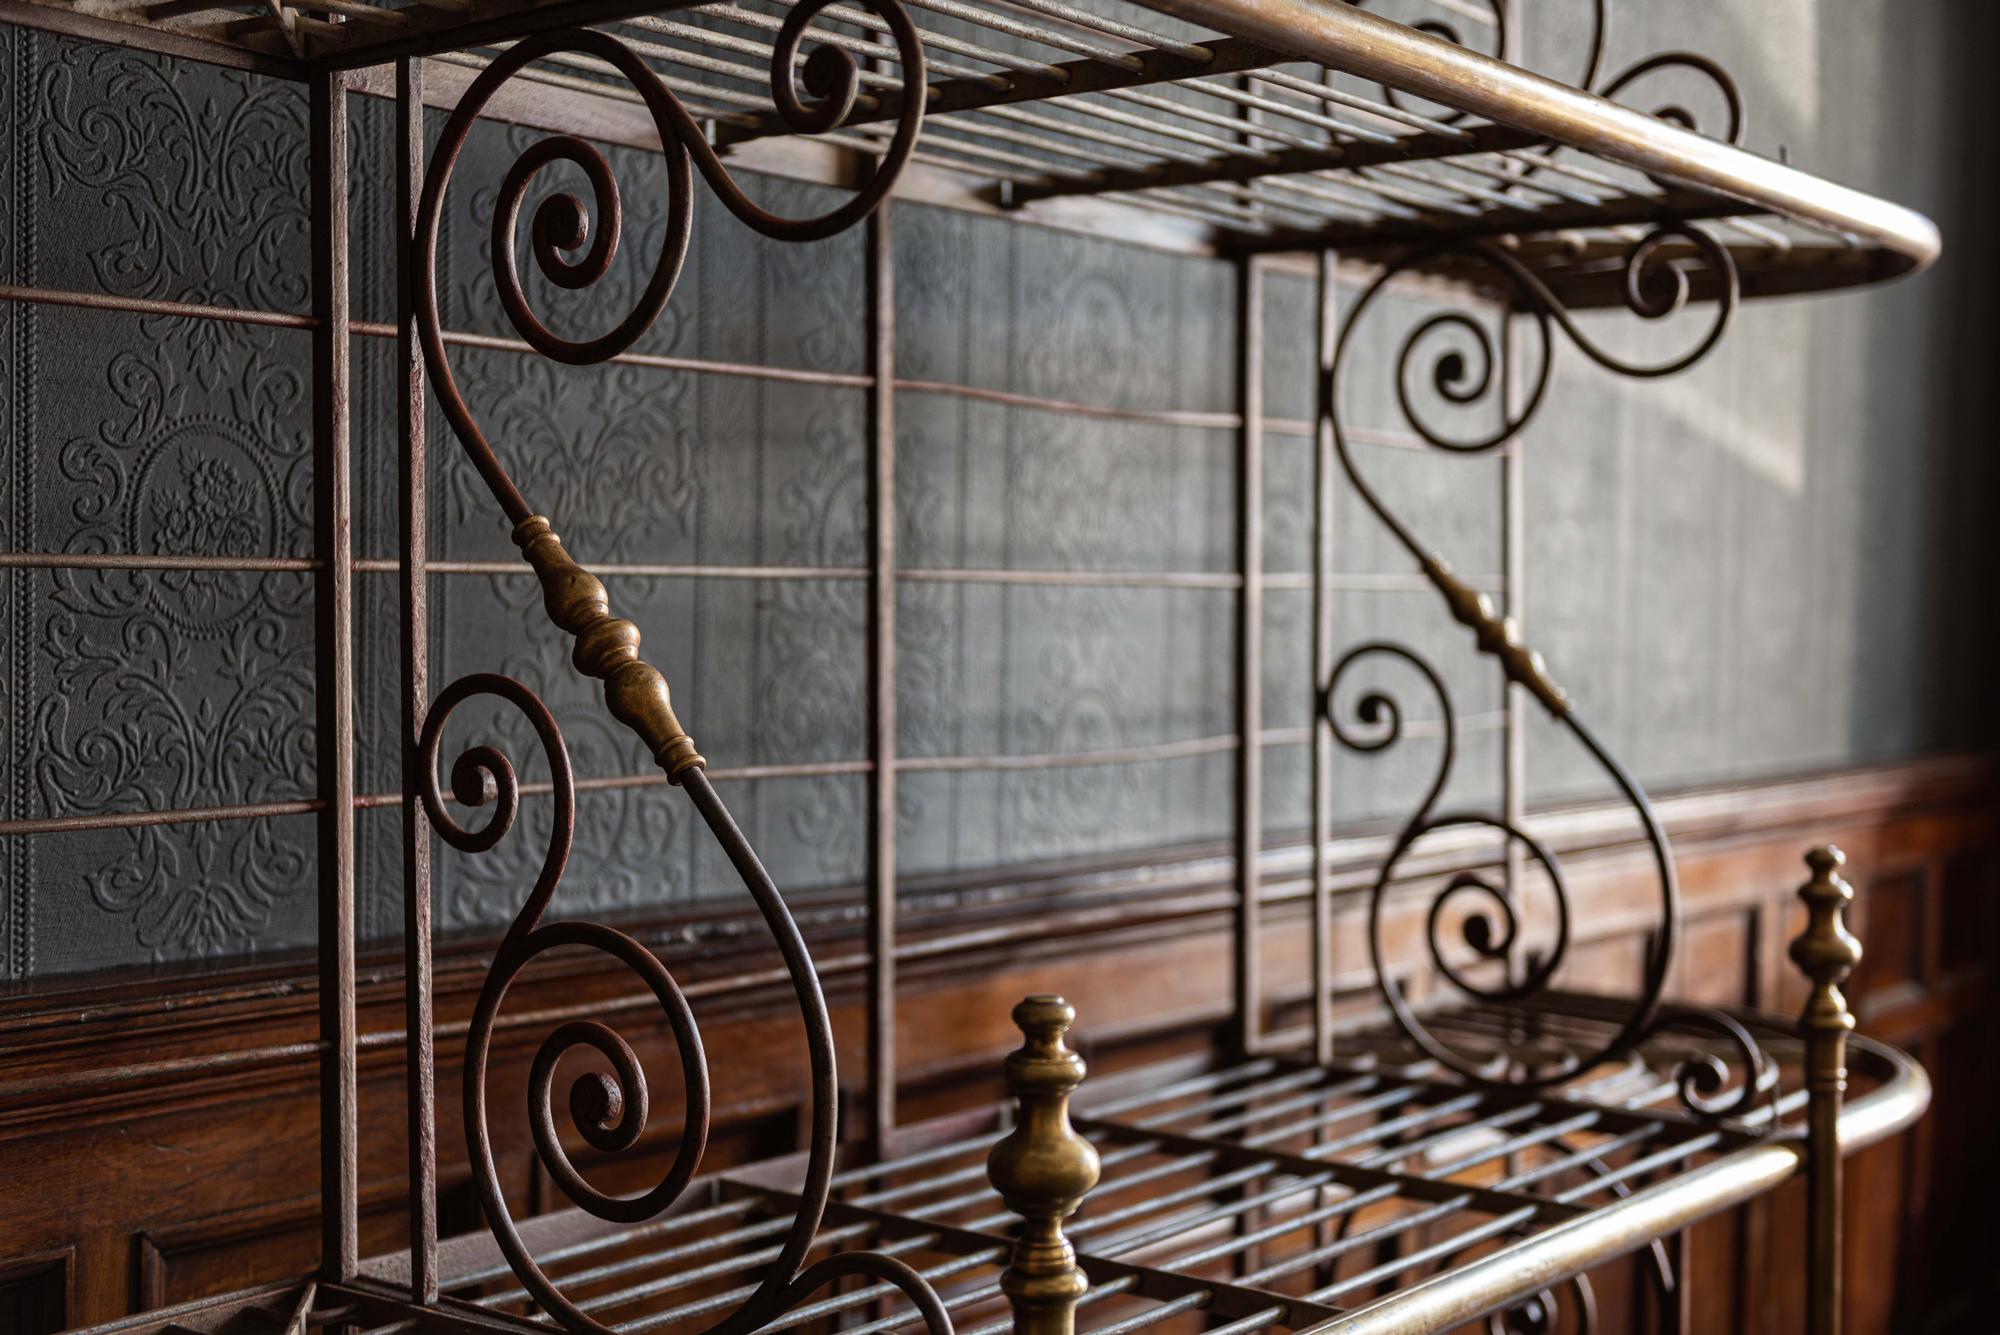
[1306,1035,1931,1335]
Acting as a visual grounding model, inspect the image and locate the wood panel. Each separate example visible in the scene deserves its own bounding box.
[0,756,1992,1334]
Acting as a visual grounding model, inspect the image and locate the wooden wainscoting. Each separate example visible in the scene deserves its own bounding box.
[0,756,1993,1334]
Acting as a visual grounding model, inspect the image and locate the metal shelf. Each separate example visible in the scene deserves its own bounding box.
[321,995,1927,1335]
[2,0,1939,300]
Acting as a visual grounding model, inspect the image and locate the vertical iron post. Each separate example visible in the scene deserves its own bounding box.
[1500,309,1526,905]
[1234,256,1264,1055]
[1310,249,1337,1066]
[866,202,898,1153]
[1497,0,1529,944]
[395,55,438,1304]
[1791,844,1862,1335]
[311,67,358,1285]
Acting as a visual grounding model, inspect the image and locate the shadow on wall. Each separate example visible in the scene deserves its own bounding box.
[1835,0,2000,759]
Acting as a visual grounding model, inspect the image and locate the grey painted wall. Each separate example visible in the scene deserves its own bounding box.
[1,1,1992,978]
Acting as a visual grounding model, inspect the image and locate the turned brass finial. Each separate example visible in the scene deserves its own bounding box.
[987,996,1100,1335]
[513,516,705,780]
[1790,844,1862,1045]
[1789,844,1863,1335]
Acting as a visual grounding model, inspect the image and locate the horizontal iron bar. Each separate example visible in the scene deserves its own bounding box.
[1311,1204,1541,1303]
[0,798,324,838]
[1083,1058,1284,1118]
[0,283,872,387]
[897,376,1239,429]
[0,553,319,573]
[407,321,873,388]
[0,281,1433,430]
[898,733,1235,772]
[0,281,315,328]
[390,559,867,580]
[1007,122,1545,208]
[8,715,1518,836]
[901,567,1237,589]
[0,554,1509,597]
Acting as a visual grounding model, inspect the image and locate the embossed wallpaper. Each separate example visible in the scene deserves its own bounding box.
[1,2,1993,979]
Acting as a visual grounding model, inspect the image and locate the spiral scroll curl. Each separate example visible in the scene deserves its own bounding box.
[1323,229,1766,1106]
[414,16,948,1334]
[1655,1003,1780,1121]
[1348,0,1741,156]
[425,683,957,1335]
[423,674,711,1328]
[1346,0,1609,127]
[414,7,926,524]
[1384,226,1737,459]
[1510,49,1746,196]
[1490,1274,1598,1335]
[1363,0,1743,196]
[1597,51,1745,145]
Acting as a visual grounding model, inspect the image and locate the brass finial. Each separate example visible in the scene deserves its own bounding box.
[987,996,1100,1335]
[1790,844,1862,1045]
[1788,844,1863,1335]
[513,516,705,780]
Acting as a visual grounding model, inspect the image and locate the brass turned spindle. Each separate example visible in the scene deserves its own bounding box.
[987,996,1101,1335]
[513,514,704,779]
[1789,845,1862,1335]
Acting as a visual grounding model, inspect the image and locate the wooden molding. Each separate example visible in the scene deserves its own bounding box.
[0,754,1989,1130]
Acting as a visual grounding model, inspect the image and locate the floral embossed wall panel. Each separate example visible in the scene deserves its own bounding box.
[30,41,311,316]
[890,204,1242,875]
[10,293,320,971]
[7,4,1992,981]
[892,579,1235,876]
[896,755,1236,878]
[897,400,1235,575]
[27,814,319,974]
[31,309,313,568]
[3,25,24,983]
[0,31,889,976]
[893,204,1236,415]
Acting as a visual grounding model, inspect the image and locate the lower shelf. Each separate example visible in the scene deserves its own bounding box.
[280,993,1920,1335]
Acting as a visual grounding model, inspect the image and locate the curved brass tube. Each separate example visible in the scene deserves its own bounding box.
[1146,0,1939,281]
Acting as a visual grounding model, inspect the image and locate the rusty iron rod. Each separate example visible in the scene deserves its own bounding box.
[310,66,359,1286]
[1233,255,1263,1056]
[394,54,439,1308]
[866,200,900,1151]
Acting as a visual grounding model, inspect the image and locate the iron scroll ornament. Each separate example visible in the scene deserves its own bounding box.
[1344,0,1752,139]
[1345,0,1744,151]
[411,13,949,1335]
[1322,226,1774,1117]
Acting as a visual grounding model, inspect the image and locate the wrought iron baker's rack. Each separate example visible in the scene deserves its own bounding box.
[0,0,1940,1332]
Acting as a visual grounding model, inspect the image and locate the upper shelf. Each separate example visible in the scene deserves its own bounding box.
[9,0,1942,303]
